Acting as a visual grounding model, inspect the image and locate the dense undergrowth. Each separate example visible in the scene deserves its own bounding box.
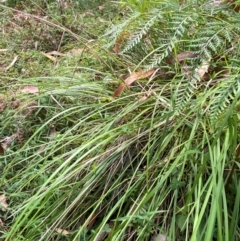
[0,0,240,240]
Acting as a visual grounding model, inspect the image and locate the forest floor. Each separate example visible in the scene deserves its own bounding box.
[0,1,240,241]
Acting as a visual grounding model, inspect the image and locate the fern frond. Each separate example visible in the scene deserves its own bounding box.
[187,24,231,61]
[148,12,198,69]
[174,77,197,112]
[122,11,162,53]
[209,75,240,123]
[105,0,240,123]
[103,12,142,49]
[174,60,208,112]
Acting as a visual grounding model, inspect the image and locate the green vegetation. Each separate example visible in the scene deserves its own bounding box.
[0,0,240,240]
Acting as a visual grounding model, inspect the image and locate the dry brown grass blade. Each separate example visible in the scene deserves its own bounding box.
[5,55,18,71]
[87,209,102,229]
[113,68,156,98]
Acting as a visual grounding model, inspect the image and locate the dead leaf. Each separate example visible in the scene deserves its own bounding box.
[55,228,71,235]
[98,17,107,23]
[177,52,198,62]
[66,48,84,56]
[0,194,8,211]
[195,60,210,78]
[20,86,39,94]
[98,5,104,10]
[139,91,153,102]
[1,136,13,149]
[0,49,8,52]
[46,51,65,56]
[139,95,149,102]
[113,68,156,98]
[114,32,130,53]
[167,52,198,64]
[1,131,23,149]
[210,1,221,6]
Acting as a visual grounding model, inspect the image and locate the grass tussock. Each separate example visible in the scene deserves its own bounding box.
[0,0,240,241]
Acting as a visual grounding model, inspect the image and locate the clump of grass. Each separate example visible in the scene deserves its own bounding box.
[1,0,240,241]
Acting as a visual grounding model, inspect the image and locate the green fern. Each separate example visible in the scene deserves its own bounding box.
[106,1,240,123]
[209,74,240,123]
[103,12,142,49]
[187,22,232,60]
[122,10,162,53]
[148,12,199,69]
